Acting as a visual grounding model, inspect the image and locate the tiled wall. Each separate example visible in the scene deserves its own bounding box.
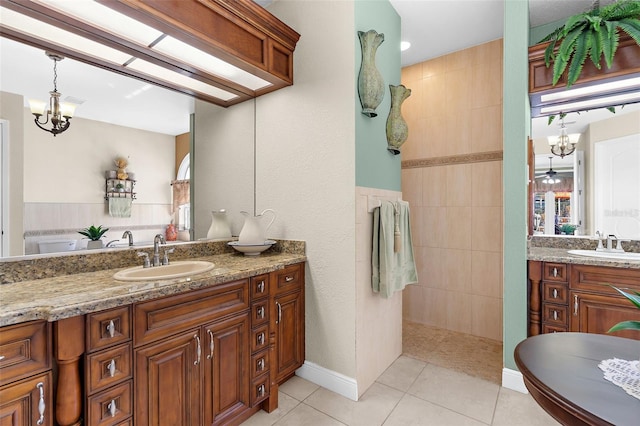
[24,202,173,254]
[400,40,504,341]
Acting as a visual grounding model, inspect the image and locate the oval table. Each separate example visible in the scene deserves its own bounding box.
[514,332,640,426]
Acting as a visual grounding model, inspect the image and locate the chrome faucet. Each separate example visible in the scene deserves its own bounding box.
[122,230,133,246]
[153,234,166,267]
[105,239,119,248]
[606,234,617,251]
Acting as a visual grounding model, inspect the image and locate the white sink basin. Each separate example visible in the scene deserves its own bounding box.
[567,250,640,261]
[114,260,215,281]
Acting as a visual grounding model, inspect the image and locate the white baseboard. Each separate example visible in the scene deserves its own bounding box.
[296,361,359,401]
[502,368,528,394]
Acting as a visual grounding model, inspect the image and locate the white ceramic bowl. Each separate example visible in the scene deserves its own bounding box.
[228,240,276,256]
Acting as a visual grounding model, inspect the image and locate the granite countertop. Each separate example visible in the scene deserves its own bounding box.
[0,252,306,327]
[527,247,640,269]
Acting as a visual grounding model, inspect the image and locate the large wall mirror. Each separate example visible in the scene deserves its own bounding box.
[0,36,255,258]
[531,104,640,239]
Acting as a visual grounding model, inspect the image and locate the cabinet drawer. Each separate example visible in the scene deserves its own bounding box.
[87,380,132,426]
[570,264,640,294]
[251,325,269,353]
[273,263,303,294]
[86,343,132,395]
[0,321,51,386]
[543,263,568,282]
[542,324,567,334]
[251,350,270,379]
[251,274,269,300]
[542,282,568,305]
[134,279,249,346]
[250,374,270,407]
[87,306,132,353]
[251,300,269,327]
[0,371,52,426]
[542,304,568,326]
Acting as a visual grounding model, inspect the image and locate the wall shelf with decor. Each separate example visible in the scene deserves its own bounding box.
[105,178,136,200]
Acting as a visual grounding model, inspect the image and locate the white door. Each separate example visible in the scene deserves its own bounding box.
[594,135,640,239]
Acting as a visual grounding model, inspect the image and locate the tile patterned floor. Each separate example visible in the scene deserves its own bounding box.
[242,324,560,426]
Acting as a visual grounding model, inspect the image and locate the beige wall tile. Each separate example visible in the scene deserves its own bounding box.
[423,287,448,328]
[471,39,503,66]
[442,248,471,293]
[403,284,424,323]
[444,68,472,116]
[470,105,503,152]
[422,247,445,289]
[470,295,503,341]
[422,75,446,118]
[423,166,447,207]
[423,207,447,248]
[402,168,423,207]
[445,48,473,71]
[446,290,472,333]
[444,207,472,249]
[470,60,503,109]
[402,63,422,84]
[471,206,503,252]
[446,164,472,207]
[471,161,502,207]
[445,114,471,156]
[423,115,447,158]
[471,250,503,298]
[422,56,445,78]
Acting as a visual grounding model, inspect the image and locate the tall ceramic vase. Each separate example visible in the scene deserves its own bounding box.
[357,30,385,117]
[386,84,411,155]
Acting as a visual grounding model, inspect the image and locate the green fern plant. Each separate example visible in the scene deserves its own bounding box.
[540,0,640,88]
[608,286,640,332]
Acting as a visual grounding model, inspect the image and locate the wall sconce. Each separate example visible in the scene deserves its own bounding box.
[28,52,76,137]
[547,117,579,158]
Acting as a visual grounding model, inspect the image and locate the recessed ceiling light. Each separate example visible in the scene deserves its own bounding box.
[401,41,411,51]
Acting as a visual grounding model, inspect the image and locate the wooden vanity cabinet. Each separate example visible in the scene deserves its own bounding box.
[528,261,640,340]
[271,263,305,384]
[0,321,52,425]
[133,278,252,426]
[569,264,640,339]
[85,306,133,426]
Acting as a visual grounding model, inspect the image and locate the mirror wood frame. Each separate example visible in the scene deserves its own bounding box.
[1,0,300,107]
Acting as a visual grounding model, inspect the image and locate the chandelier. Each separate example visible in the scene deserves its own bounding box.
[28,52,76,137]
[547,116,579,158]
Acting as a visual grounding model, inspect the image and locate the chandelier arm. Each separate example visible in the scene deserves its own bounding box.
[33,113,50,126]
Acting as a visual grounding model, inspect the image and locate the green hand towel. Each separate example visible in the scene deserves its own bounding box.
[372,200,418,298]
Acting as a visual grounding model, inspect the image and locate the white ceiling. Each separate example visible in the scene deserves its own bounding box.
[0,0,625,136]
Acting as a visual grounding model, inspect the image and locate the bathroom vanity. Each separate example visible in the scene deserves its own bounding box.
[527,245,640,339]
[0,241,305,426]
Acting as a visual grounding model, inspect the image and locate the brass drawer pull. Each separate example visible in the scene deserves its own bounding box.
[257,384,266,397]
[276,302,282,324]
[257,332,265,345]
[257,306,265,319]
[574,295,579,315]
[553,267,558,278]
[257,358,265,371]
[552,288,558,299]
[257,281,265,293]
[285,275,294,282]
[553,310,558,321]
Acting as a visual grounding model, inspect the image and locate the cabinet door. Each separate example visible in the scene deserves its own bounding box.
[135,329,201,426]
[274,291,304,383]
[0,372,52,426]
[571,291,640,340]
[202,313,250,426]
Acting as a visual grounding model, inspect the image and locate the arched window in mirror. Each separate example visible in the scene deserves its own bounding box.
[173,153,190,231]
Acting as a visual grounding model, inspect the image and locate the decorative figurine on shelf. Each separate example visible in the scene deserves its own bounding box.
[165,221,177,241]
[115,156,129,180]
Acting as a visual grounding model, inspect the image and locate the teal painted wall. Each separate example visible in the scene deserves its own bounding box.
[355,0,401,191]
[503,0,530,371]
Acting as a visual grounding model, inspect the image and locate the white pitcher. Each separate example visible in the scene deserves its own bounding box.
[207,209,232,240]
[238,209,276,244]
